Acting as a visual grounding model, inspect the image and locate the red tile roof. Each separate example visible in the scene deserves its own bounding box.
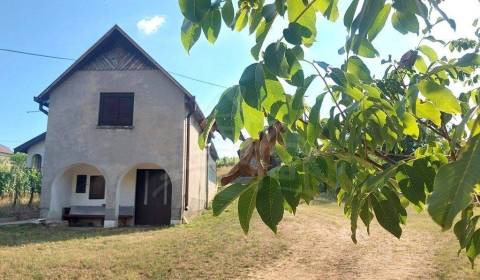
[0,144,13,155]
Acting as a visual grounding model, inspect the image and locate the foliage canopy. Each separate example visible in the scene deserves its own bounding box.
[178,0,480,265]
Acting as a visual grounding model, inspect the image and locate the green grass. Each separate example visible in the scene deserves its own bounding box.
[0,206,287,279]
[0,202,479,279]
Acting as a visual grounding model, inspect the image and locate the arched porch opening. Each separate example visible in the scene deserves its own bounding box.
[118,163,172,226]
[49,163,106,223]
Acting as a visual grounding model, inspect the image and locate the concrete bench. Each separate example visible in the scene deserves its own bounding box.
[63,206,134,226]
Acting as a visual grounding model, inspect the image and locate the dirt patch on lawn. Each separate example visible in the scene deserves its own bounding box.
[243,203,478,280]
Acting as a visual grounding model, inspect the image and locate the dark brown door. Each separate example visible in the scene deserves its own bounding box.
[135,169,172,226]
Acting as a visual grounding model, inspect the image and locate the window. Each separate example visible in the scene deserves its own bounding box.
[75,175,87,193]
[89,176,105,199]
[98,93,134,126]
[32,154,42,172]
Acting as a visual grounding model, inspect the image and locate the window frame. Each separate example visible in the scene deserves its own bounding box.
[98,92,135,127]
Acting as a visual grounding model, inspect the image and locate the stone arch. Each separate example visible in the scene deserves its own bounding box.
[117,162,173,225]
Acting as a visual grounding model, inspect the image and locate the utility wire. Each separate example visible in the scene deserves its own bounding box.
[0,48,74,61]
[0,48,228,89]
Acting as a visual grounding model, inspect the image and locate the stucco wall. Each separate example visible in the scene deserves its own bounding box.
[40,69,187,222]
[69,165,105,206]
[26,141,45,170]
[207,151,217,203]
[184,119,208,219]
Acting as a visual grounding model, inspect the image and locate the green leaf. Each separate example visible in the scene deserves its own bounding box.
[264,42,290,78]
[256,176,284,233]
[242,101,264,139]
[275,143,293,163]
[275,0,286,16]
[215,86,244,142]
[367,4,391,41]
[235,8,249,31]
[286,0,317,46]
[346,56,372,83]
[238,180,259,234]
[202,9,222,43]
[371,188,405,238]
[401,112,419,139]
[397,158,435,208]
[467,230,480,265]
[418,45,438,62]
[428,134,480,229]
[278,165,301,213]
[283,22,312,46]
[457,53,480,67]
[288,75,316,125]
[213,182,249,216]
[181,19,201,53]
[262,71,286,113]
[414,56,427,73]
[307,93,326,145]
[179,0,211,23]
[249,6,263,34]
[221,0,235,26]
[344,0,359,30]
[392,10,419,34]
[415,100,441,126]
[239,63,266,109]
[350,35,379,58]
[418,80,461,114]
[452,107,478,149]
[251,20,273,60]
[454,207,478,251]
[198,110,216,149]
[314,0,339,22]
[364,163,401,192]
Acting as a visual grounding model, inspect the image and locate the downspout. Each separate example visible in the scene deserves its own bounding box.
[184,97,195,211]
[205,144,209,209]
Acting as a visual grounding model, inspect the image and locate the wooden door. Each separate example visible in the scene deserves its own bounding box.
[135,169,172,226]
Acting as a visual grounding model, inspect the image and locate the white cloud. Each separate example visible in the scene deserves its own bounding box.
[137,15,166,35]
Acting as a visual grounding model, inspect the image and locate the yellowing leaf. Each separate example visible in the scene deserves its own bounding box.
[415,100,441,126]
[401,112,419,139]
[241,101,264,139]
[418,80,461,114]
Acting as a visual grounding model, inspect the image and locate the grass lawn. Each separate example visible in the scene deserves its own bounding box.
[1,201,479,279]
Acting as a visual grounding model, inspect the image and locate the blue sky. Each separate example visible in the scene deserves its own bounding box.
[0,0,478,157]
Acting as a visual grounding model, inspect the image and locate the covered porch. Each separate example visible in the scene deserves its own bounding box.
[48,162,173,227]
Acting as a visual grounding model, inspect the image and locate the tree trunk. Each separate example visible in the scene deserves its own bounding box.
[28,183,35,207]
[12,175,18,207]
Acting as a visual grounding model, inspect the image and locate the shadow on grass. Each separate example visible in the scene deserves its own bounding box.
[0,224,167,247]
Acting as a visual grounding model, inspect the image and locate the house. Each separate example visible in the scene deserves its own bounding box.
[14,25,218,227]
[0,144,13,158]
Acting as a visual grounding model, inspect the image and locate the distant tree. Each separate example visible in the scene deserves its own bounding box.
[217,156,239,167]
[178,0,480,264]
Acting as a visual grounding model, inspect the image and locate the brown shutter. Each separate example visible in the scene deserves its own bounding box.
[89,176,105,199]
[117,95,134,126]
[99,93,134,126]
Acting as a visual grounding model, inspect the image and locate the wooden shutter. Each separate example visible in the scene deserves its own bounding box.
[117,94,134,126]
[99,93,134,126]
[89,176,105,199]
[76,175,87,193]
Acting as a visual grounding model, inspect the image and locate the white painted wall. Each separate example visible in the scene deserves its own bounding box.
[119,168,136,207]
[69,165,105,206]
[26,141,45,170]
